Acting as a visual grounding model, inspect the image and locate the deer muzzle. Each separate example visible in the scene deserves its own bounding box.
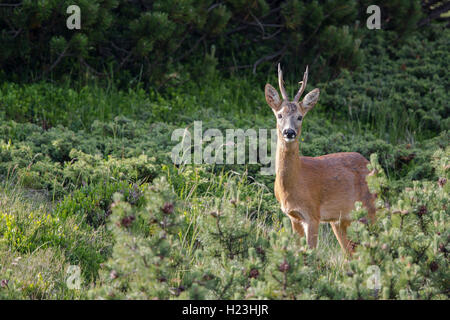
[283,128,297,141]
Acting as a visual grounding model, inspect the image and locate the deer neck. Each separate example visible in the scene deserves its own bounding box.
[275,130,302,181]
[275,130,307,217]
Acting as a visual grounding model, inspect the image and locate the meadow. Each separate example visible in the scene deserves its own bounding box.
[0,24,448,299]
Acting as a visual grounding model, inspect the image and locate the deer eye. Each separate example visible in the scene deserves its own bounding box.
[298,115,303,121]
[277,114,282,119]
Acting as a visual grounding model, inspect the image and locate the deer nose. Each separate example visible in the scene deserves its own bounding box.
[283,129,296,139]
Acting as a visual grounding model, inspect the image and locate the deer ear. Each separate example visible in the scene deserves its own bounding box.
[265,84,282,111]
[301,88,320,113]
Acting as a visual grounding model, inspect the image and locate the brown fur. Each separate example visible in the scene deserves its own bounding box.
[274,135,376,251]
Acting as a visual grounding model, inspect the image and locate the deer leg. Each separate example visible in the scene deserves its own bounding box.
[304,219,319,248]
[330,220,353,254]
[367,205,376,224]
[366,196,377,224]
[290,218,305,238]
[362,183,377,224]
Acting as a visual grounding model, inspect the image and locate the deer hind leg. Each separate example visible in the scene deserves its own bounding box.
[361,180,377,224]
[290,217,305,238]
[330,220,353,254]
[365,194,377,224]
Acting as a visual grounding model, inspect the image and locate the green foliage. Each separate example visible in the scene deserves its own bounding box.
[359,0,423,35]
[0,186,112,286]
[1,24,448,194]
[89,177,187,299]
[0,19,448,300]
[89,151,448,300]
[0,1,433,85]
[0,205,62,253]
[342,153,449,299]
[0,118,161,198]
[55,181,144,228]
[0,248,77,300]
[319,26,450,142]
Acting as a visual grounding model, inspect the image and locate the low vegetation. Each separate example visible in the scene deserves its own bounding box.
[0,21,448,299]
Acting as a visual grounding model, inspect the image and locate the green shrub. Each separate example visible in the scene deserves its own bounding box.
[340,153,449,299]
[0,1,428,85]
[319,26,449,142]
[55,181,145,228]
[90,177,187,299]
[88,149,448,300]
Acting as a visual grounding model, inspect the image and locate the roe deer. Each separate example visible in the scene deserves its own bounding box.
[265,64,376,252]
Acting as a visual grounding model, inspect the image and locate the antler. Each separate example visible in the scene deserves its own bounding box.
[294,65,308,102]
[278,63,288,100]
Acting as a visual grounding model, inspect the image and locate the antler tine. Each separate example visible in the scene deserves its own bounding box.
[294,65,309,102]
[278,63,288,101]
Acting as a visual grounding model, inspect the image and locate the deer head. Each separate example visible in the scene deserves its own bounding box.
[265,64,320,143]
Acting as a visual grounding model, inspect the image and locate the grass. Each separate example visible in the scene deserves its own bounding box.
[0,184,78,299]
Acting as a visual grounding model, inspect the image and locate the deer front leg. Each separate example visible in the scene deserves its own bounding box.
[304,219,319,248]
[289,217,305,238]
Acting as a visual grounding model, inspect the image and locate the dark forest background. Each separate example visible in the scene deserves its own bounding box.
[0,0,448,86]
